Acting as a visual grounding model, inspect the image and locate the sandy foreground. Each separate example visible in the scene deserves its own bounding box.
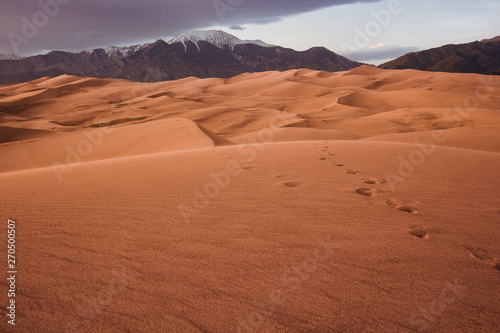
[0,66,499,332]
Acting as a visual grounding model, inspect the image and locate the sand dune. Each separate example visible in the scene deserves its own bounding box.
[230,128,363,144]
[1,66,498,154]
[0,118,230,173]
[0,126,52,144]
[1,141,499,332]
[0,67,499,332]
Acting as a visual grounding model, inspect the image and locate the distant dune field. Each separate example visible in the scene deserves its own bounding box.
[0,67,499,332]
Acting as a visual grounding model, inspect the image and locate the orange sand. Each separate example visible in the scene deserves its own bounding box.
[0,66,499,332]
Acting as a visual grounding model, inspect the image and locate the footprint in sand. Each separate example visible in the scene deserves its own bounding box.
[409,225,429,239]
[319,157,330,161]
[361,178,386,185]
[353,177,420,215]
[335,164,345,167]
[272,174,290,179]
[386,198,419,215]
[271,174,302,188]
[355,188,379,197]
[280,181,302,188]
[347,170,359,175]
[463,246,500,271]
[397,206,418,214]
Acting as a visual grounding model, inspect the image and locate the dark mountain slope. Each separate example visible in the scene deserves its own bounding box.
[379,37,500,75]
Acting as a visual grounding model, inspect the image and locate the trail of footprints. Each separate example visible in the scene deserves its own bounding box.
[248,143,497,272]
[319,145,500,273]
[317,144,423,239]
[267,144,500,274]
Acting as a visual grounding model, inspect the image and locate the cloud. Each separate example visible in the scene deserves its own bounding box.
[0,0,381,55]
[78,31,106,39]
[229,25,246,31]
[343,44,420,61]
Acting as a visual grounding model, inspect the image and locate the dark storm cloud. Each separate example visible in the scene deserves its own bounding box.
[344,45,419,61]
[0,0,381,55]
[229,25,246,31]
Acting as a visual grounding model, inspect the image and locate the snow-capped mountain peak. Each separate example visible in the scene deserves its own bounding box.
[0,53,25,60]
[102,44,148,59]
[167,30,274,51]
[82,44,150,60]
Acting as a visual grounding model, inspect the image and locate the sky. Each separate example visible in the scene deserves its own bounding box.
[1,0,499,64]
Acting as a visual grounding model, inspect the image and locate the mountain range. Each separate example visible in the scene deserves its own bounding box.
[0,30,362,85]
[379,37,500,75]
[0,31,498,85]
